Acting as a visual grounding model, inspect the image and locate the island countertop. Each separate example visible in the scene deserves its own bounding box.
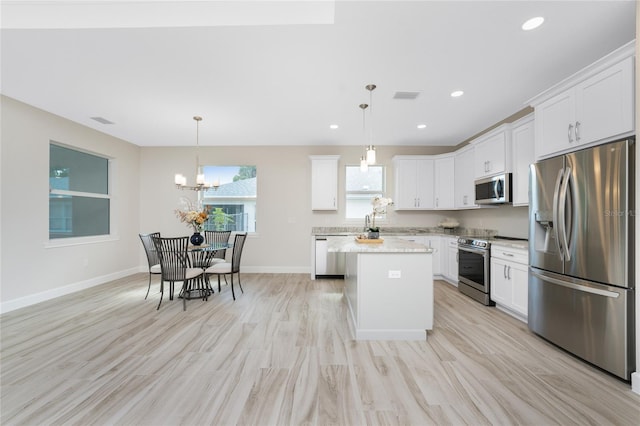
[327,236,432,253]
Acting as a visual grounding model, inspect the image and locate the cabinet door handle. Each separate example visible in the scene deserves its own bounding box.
[503,265,507,279]
[502,252,514,257]
[435,197,439,207]
[508,266,512,280]
[463,195,467,205]
[575,121,581,141]
[568,123,574,142]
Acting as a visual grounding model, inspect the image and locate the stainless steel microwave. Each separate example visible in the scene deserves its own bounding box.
[475,173,512,204]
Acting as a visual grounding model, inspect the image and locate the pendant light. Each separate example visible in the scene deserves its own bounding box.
[359,103,369,172]
[365,84,377,165]
[175,116,219,191]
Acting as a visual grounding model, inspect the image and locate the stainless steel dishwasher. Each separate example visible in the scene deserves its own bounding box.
[314,235,345,278]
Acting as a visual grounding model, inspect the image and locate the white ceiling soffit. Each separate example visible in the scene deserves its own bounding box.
[0,0,336,29]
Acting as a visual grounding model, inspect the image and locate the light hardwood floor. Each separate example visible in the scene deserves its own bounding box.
[1,273,639,425]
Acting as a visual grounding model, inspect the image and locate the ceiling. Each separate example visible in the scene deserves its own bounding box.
[1,1,636,148]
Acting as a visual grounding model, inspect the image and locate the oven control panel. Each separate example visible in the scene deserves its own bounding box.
[458,238,489,249]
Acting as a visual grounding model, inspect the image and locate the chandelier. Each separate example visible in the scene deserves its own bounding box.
[174,116,219,191]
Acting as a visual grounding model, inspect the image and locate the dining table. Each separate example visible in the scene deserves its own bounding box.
[184,241,233,299]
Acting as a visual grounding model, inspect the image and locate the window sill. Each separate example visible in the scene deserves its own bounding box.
[44,234,120,249]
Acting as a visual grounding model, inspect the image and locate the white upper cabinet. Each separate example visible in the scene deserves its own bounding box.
[434,154,455,209]
[393,156,434,210]
[454,145,477,209]
[472,123,512,179]
[530,42,634,159]
[310,155,339,210]
[511,114,535,206]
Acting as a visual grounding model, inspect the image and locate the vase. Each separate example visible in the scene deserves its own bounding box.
[190,232,204,246]
[367,231,380,239]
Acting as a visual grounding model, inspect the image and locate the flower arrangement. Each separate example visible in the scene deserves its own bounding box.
[369,197,393,232]
[175,208,209,233]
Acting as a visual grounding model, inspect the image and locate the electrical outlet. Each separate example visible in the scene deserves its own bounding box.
[388,270,401,279]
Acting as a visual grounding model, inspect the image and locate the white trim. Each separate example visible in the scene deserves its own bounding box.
[353,328,428,341]
[632,372,640,395]
[0,267,139,314]
[44,234,120,248]
[527,40,635,107]
[239,266,310,274]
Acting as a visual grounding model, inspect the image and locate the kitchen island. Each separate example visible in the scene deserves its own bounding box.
[328,236,433,340]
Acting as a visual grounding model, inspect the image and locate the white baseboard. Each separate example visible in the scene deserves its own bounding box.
[0,266,322,314]
[0,267,139,314]
[240,266,310,274]
[632,372,640,395]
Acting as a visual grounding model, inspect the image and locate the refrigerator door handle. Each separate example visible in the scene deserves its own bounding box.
[558,166,572,261]
[530,270,620,298]
[552,168,565,260]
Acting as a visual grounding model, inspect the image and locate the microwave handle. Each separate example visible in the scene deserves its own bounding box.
[493,178,503,199]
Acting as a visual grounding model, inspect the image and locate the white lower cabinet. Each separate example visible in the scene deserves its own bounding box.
[490,244,528,320]
[442,236,458,284]
[424,236,441,277]
[397,235,442,277]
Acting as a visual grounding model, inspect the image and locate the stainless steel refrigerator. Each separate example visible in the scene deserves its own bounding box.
[528,137,635,380]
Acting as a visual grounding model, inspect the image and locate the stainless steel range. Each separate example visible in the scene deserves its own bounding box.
[457,236,493,306]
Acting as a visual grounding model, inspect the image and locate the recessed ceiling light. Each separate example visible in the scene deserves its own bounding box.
[522,16,544,31]
[451,90,464,98]
[417,124,427,129]
[329,124,339,129]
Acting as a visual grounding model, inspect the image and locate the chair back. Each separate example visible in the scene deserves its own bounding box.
[153,236,191,281]
[139,232,161,269]
[230,233,247,273]
[204,230,231,260]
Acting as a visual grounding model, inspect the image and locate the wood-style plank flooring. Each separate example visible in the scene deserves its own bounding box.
[1,273,639,425]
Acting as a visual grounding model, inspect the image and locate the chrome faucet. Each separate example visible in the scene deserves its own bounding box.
[364,214,371,231]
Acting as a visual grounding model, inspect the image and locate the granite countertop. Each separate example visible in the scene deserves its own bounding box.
[326,236,433,253]
[312,226,474,238]
[489,239,529,251]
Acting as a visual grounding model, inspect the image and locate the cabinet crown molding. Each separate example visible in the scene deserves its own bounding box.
[527,39,635,107]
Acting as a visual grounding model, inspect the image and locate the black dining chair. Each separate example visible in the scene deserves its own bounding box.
[204,233,247,300]
[204,230,231,264]
[152,236,205,311]
[139,232,161,299]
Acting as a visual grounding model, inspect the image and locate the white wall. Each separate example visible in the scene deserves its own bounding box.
[1,96,141,312]
[138,144,456,273]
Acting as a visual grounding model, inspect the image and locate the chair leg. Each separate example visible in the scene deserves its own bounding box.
[218,275,222,292]
[145,273,152,299]
[237,272,244,294]
[230,274,235,300]
[156,280,164,310]
[204,274,214,295]
[182,283,187,311]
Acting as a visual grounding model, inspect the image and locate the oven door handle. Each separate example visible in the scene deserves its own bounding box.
[458,246,488,256]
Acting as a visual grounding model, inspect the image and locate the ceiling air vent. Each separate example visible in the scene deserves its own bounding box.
[90,116,115,125]
[393,91,421,100]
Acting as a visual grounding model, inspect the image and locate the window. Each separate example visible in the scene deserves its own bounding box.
[345,165,386,219]
[49,143,111,239]
[200,165,256,232]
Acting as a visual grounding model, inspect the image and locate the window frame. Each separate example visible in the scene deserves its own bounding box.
[200,165,257,234]
[344,164,388,222]
[46,141,117,247]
